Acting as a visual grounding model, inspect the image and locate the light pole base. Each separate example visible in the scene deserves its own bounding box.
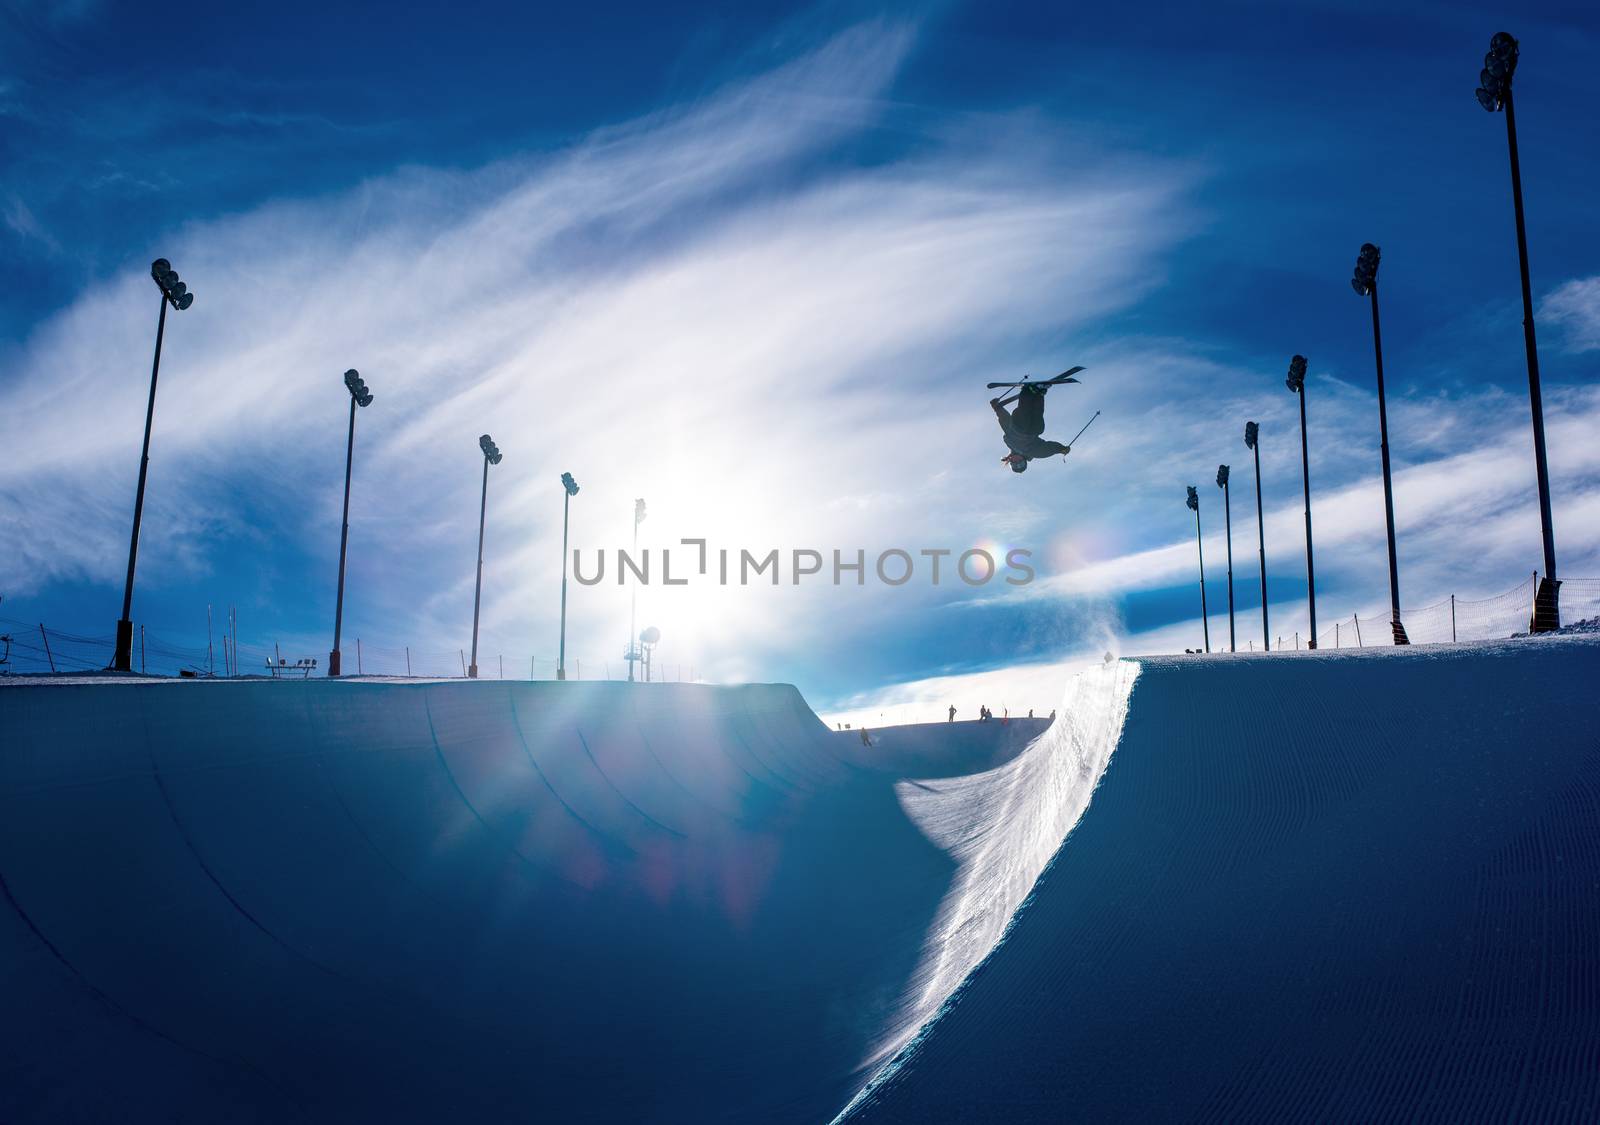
[1531,577,1562,634]
[1391,620,1410,645]
[556,667,566,681]
[112,619,134,672]
[468,664,478,679]
[328,650,342,677]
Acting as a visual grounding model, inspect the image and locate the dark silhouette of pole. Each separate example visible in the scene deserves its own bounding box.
[1286,355,1317,648]
[1217,464,1235,652]
[1245,422,1269,651]
[329,369,373,677]
[1352,243,1409,644]
[1186,485,1209,653]
[468,435,502,679]
[1477,32,1559,630]
[114,259,194,671]
[558,472,579,680]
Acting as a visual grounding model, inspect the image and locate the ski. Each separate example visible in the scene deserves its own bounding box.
[986,366,1085,390]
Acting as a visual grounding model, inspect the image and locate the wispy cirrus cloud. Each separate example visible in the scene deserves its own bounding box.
[0,20,1196,694]
[11,13,1591,709]
[1541,276,1600,353]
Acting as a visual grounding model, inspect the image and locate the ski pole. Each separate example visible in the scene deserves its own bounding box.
[1066,410,1101,448]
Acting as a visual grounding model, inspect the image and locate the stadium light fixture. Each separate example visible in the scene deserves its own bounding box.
[1244,421,1269,651]
[1186,485,1209,654]
[1475,30,1560,630]
[1217,464,1235,653]
[558,472,580,680]
[112,257,198,672]
[640,624,660,683]
[1350,243,1409,645]
[329,369,374,677]
[1286,355,1317,648]
[468,434,503,679]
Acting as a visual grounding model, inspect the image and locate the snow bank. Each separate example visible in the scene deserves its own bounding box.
[0,676,1115,1123]
[11,636,1591,1123]
[846,636,1600,1122]
[842,661,1137,1107]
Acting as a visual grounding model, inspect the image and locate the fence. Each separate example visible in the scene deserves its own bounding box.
[1288,574,1600,652]
[0,614,697,683]
[5,574,1597,676]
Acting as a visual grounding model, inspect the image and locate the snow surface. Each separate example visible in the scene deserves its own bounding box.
[0,678,1112,1122]
[846,635,1600,1122]
[3,636,1598,1122]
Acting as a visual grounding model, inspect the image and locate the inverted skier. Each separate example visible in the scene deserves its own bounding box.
[987,367,1097,473]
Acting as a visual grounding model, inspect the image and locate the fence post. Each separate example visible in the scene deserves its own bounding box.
[459,649,466,677]
[405,646,412,676]
[1451,595,1457,643]
[1353,615,1363,647]
[499,654,503,679]
[357,638,362,675]
[39,625,55,672]
[141,625,147,673]
[1335,622,1340,648]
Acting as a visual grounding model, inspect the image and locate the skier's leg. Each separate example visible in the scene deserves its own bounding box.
[1012,387,1046,437]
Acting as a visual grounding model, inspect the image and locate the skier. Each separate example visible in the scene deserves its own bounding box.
[991,386,1071,472]
[948,704,956,723]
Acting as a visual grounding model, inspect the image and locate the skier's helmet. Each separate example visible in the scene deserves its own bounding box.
[1009,457,1028,473]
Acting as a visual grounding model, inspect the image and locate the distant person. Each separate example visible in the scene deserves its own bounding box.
[859,727,872,747]
[1028,709,1034,719]
[1049,709,1056,721]
[948,704,956,723]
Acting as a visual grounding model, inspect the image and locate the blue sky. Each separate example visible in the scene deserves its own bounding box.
[2,0,1598,714]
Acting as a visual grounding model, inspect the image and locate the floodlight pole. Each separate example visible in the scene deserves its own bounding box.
[1191,495,1210,654]
[1365,281,1409,644]
[468,454,491,679]
[558,482,574,680]
[1294,385,1318,649]
[627,500,643,682]
[1501,87,1560,630]
[329,395,358,677]
[1250,437,1269,652]
[113,292,170,671]
[1221,473,1236,652]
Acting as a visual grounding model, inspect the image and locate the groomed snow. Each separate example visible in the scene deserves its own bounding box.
[4,635,1598,1121]
[846,635,1600,1122]
[0,677,1097,1122]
